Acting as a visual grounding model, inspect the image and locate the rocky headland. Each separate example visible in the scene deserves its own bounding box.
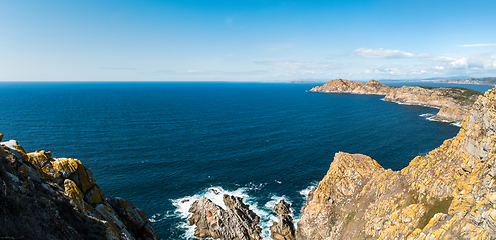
[310,79,482,122]
[0,135,159,240]
[188,86,496,239]
[295,86,496,239]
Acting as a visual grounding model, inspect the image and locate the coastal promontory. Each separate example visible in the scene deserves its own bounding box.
[296,87,496,239]
[187,84,496,240]
[310,79,482,122]
[0,136,159,240]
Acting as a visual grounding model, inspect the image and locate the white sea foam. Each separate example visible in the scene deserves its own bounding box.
[171,184,321,239]
[419,113,433,117]
[148,211,174,223]
[425,116,462,127]
[246,182,267,191]
[258,194,294,238]
[450,121,462,127]
[299,185,316,199]
[293,185,318,227]
[171,186,285,240]
[171,186,250,238]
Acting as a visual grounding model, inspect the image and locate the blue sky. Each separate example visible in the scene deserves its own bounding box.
[1,0,496,82]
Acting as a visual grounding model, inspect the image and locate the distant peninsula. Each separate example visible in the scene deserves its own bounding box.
[310,79,482,122]
[434,77,496,86]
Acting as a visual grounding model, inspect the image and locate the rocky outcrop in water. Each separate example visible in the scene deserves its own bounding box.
[188,194,262,240]
[0,136,159,240]
[270,199,295,240]
[296,87,496,239]
[310,79,481,121]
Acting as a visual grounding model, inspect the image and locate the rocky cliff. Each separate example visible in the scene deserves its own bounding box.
[188,194,262,240]
[187,85,496,240]
[270,199,296,240]
[310,79,481,121]
[296,87,496,239]
[0,135,159,240]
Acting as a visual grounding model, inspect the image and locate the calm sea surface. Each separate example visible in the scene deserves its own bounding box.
[0,81,492,239]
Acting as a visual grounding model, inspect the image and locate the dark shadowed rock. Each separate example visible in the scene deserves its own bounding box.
[270,199,295,240]
[188,194,262,240]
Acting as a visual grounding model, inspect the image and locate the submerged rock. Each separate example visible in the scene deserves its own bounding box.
[270,199,295,240]
[188,194,262,240]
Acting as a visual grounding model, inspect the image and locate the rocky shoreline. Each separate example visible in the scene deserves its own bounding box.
[294,86,496,239]
[0,134,159,240]
[310,79,481,122]
[188,194,296,240]
[188,84,496,239]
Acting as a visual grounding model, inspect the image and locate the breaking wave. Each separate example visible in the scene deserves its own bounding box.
[169,185,316,239]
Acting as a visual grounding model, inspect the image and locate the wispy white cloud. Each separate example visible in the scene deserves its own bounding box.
[450,57,468,69]
[255,60,346,70]
[425,54,496,70]
[180,70,202,73]
[362,64,411,76]
[350,48,429,59]
[100,67,137,70]
[458,43,496,47]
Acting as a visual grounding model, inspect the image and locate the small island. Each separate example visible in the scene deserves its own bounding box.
[310,79,482,122]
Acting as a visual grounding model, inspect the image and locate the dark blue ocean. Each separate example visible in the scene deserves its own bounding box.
[0,81,492,239]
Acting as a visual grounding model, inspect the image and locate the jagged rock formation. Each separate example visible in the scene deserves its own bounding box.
[310,79,481,121]
[0,136,159,240]
[188,194,262,240]
[296,87,496,239]
[270,199,295,240]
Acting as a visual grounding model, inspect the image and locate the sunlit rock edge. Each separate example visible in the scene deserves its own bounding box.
[0,134,160,240]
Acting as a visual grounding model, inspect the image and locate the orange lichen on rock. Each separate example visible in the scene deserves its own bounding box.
[297,87,496,239]
[1,134,159,240]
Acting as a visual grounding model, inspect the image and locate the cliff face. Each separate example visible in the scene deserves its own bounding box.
[297,87,496,239]
[311,79,481,121]
[0,136,159,240]
[383,86,475,121]
[188,194,262,240]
